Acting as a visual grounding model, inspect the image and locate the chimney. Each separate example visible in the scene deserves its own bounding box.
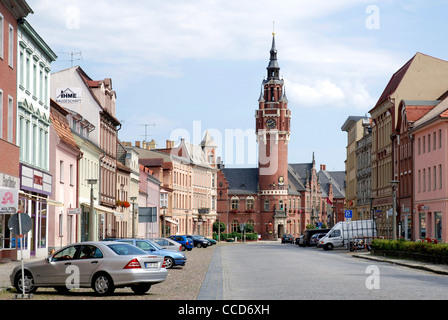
[320,164,326,171]
[135,141,141,148]
[166,140,174,149]
[148,139,156,149]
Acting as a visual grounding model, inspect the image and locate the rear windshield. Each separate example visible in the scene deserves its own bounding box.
[107,243,147,255]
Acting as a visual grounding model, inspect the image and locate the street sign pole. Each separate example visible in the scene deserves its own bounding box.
[18,211,26,297]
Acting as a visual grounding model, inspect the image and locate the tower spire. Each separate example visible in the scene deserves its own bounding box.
[266,32,280,80]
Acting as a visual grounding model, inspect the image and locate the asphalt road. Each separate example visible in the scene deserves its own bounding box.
[198,241,448,300]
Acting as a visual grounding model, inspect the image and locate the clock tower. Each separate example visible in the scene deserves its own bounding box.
[255,33,291,215]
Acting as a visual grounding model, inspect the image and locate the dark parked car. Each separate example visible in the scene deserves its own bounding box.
[298,228,331,247]
[295,235,303,245]
[168,235,194,251]
[309,233,327,246]
[186,235,209,248]
[281,234,294,244]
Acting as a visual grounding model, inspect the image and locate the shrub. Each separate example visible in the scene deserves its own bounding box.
[372,239,448,257]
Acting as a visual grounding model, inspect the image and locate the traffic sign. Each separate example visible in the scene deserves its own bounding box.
[344,210,353,219]
[8,213,32,234]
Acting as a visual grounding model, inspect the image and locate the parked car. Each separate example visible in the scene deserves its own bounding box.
[168,235,194,251]
[309,233,327,246]
[149,237,183,252]
[114,239,187,269]
[298,228,331,247]
[186,235,209,248]
[295,235,303,245]
[204,237,217,245]
[10,241,167,295]
[281,234,294,244]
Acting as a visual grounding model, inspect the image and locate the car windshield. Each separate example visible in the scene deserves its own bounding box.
[107,243,147,255]
[146,240,163,250]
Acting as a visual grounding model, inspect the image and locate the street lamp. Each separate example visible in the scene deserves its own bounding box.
[130,196,137,238]
[87,179,98,241]
[391,180,399,241]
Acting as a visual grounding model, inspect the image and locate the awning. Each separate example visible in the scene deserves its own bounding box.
[165,217,179,225]
[19,191,64,207]
[81,202,116,214]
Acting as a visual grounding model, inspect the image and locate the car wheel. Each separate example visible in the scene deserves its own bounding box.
[92,273,115,296]
[14,272,37,294]
[196,243,202,248]
[164,257,174,269]
[181,245,186,251]
[131,283,151,294]
[324,243,334,251]
[187,248,193,251]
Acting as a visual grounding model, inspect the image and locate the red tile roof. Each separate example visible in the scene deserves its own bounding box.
[50,99,80,151]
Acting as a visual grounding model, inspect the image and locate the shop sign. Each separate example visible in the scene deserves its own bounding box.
[0,187,19,214]
[55,87,82,103]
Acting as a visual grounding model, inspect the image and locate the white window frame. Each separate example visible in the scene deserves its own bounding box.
[7,95,13,142]
[0,14,4,60]
[8,24,13,68]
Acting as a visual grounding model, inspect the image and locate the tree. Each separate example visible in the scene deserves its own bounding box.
[213,221,226,233]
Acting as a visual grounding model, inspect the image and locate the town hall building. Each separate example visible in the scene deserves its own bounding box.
[217,34,345,240]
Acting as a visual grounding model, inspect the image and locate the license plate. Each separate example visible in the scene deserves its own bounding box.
[145,262,158,268]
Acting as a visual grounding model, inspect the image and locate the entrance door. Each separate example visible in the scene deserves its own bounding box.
[277,224,284,238]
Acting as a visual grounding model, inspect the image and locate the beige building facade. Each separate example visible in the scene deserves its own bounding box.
[369,52,448,237]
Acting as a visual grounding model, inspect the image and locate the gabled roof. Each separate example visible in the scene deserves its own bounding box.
[75,66,121,126]
[413,96,448,131]
[318,170,345,199]
[221,168,259,195]
[50,99,80,152]
[371,53,415,110]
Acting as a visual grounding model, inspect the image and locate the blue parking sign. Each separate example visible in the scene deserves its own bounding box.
[344,210,353,219]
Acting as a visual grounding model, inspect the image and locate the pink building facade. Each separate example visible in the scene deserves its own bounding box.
[412,97,448,242]
[48,99,81,251]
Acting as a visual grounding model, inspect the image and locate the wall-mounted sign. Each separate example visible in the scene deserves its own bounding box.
[67,208,81,215]
[20,164,52,196]
[0,187,19,214]
[55,87,82,103]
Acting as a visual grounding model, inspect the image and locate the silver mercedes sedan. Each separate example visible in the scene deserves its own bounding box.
[10,241,168,296]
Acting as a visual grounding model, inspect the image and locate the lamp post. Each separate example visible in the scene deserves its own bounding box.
[87,179,98,241]
[130,196,137,238]
[391,180,399,241]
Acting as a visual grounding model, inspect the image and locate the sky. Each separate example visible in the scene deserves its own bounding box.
[26,0,448,171]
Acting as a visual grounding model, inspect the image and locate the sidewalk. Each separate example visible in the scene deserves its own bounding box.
[352,251,448,275]
[0,260,21,291]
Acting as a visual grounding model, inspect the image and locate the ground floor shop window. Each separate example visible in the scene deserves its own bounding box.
[434,212,442,241]
[37,202,47,248]
[419,213,426,239]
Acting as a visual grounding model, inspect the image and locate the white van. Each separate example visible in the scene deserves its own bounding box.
[319,219,377,250]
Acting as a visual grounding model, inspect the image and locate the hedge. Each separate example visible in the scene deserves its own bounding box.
[214,232,259,241]
[371,238,448,264]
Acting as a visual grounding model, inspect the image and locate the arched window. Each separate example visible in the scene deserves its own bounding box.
[231,219,239,233]
[231,196,239,211]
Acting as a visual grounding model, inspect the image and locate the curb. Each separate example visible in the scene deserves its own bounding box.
[352,252,448,276]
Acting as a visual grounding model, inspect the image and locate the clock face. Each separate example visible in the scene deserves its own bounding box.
[266,118,276,129]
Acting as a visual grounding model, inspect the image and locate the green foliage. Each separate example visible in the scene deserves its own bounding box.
[372,239,448,257]
[218,232,258,241]
[213,221,226,233]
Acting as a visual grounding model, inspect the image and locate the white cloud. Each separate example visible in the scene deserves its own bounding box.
[286,78,375,110]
